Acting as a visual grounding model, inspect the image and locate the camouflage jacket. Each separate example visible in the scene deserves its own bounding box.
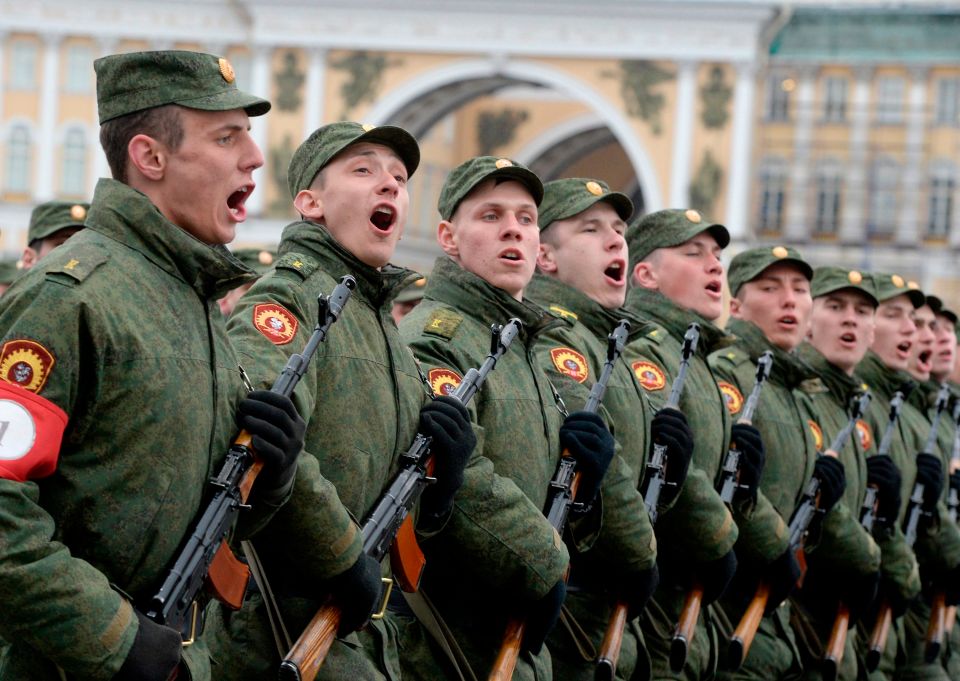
[622,286,738,564]
[0,178,257,680]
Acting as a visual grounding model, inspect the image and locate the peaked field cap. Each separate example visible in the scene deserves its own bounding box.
[437,156,544,220]
[871,272,926,308]
[287,122,420,198]
[727,245,813,297]
[28,201,90,243]
[538,178,633,231]
[810,266,879,306]
[626,208,729,269]
[95,50,271,124]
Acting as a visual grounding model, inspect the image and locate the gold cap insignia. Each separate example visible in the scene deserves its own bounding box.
[218,58,236,84]
[361,123,376,132]
[414,277,426,287]
[495,158,513,169]
[585,181,603,196]
[70,204,86,221]
[258,251,274,265]
[907,280,919,290]
[685,209,701,223]
[772,246,789,258]
[891,275,904,288]
[848,270,863,284]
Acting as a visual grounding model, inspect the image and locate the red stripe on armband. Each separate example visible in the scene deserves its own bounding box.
[0,381,67,482]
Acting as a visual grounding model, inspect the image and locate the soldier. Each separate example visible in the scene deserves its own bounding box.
[0,258,20,296]
[391,275,427,324]
[218,247,276,315]
[20,200,89,269]
[0,50,305,681]
[398,157,617,680]
[212,122,476,680]
[528,178,693,680]
[929,300,957,386]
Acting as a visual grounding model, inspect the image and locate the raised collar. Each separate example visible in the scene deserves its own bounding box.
[625,286,731,355]
[725,319,815,389]
[797,341,862,401]
[525,273,649,341]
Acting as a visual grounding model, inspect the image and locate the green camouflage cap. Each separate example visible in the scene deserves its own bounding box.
[871,272,925,307]
[538,178,633,231]
[626,208,729,270]
[935,304,958,325]
[438,156,543,221]
[28,201,90,243]
[810,266,878,306]
[727,245,813,297]
[0,258,20,286]
[95,51,271,124]
[925,295,943,314]
[231,248,276,277]
[287,121,420,198]
[393,276,428,304]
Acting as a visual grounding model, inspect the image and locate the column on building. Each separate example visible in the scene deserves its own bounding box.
[0,31,7,126]
[897,67,927,246]
[247,45,271,217]
[35,33,62,202]
[302,48,326,138]
[90,37,118,194]
[784,64,818,241]
[839,66,872,243]
[725,60,758,240]
[669,60,698,208]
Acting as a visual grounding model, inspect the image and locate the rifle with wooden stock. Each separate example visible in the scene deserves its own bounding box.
[280,318,523,681]
[489,319,631,681]
[728,391,871,672]
[944,400,960,639]
[144,275,357,643]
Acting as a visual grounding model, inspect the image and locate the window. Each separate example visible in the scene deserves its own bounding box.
[814,160,843,234]
[65,45,93,93]
[765,74,791,122]
[927,162,956,238]
[867,158,899,237]
[876,76,904,124]
[935,78,960,127]
[62,128,86,195]
[11,41,37,90]
[757,157,787,232]
[6,125,32,193]
[823,76,848,123]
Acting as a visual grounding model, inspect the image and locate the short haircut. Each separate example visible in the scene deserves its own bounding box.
[99,104,184,184]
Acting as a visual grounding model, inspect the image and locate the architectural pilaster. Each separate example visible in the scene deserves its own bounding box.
[302,48,327,138]
[669,60,698,207]
[725,60,757,239]
[897,67,927,245]
[35,33,62,201]
[784,65,818,241]
[839,66,872,243]
[248,45,271,217]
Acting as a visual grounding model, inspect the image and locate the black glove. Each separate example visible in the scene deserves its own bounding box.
[559,411,615,510]
[866,456,903,528]
[522,580,566,654]
[873,577,910,619]
[327,552,383,636]
[730,423,766,505]
[846,570,881,623]
[620,564,660,619]
[418,396,476,522]
[915,453,944,512]
[698,549,738,605]
[114,610,182,681]
[941,562,960,607]
[237,390,306,499]
[801,565,879,624]
[813,455,846,513]
[950,469,960,495]
[764,549,802,614]
[650,408,693,503]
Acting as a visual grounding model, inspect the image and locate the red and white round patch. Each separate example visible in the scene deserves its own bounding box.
[856,419,873,451]
[428,368,462,397]
[253,303,298,345]
[718,381,744,415]
[632,361,666,391]
[0,339,56,393]
[808,420,824,451]
[550,347,589,384]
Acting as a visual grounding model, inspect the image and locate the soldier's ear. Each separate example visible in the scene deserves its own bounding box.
[293,189,324,220]
[536,243,558,273]
[20,247,37,270]
[729,295,743,318]
[631,261,657,290]
[437,220,459,258]
[127,134,166,181]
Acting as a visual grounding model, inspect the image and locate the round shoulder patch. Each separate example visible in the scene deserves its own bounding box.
[718,381,744,415]
[632,361,666,391]
[253,303,299,345]
[807,420,823,451]
[428,368,462,397]
[856,419,873,451]
[0,340,56,393]
[550,347,589,384]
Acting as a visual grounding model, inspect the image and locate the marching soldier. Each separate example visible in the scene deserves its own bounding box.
[20,200,89,269]
[391,275,427,324]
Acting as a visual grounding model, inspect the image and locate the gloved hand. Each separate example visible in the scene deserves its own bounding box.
[620,564,660,619]
[418,396,476,522]
[915,453,944,512]
[872,577,910,619]
[763,549,802,614]
[114,610,182,681]
[943,562,960,606]
[237,390,306,499]
[845,570,881,623]
[650,408,693,504]
[801,565,879,624]
[559,411,615,510]
[327,552,383,636]
[697,549,738,605]
[522,580,566,654]
[951,469,960,494]
[813,455,846,513]
[866,456,903,528]
[730,423,766,505]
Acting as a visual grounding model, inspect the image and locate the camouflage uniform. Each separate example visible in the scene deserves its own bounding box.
[397,256,571,681]
[526,272,659,681]
[0,178,263,680]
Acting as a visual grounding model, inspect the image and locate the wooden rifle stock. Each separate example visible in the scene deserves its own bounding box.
[595,600,629,681]
[728,582,769,670]
[670,583,703,672]
[865,601,892,672]
[490,618,526,681]
[925,591,946,663]
[822,602,849,681]
[278,603,341,681]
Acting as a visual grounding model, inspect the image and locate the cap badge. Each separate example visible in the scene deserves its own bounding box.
[848,270,863,284]
[585,181,603,196]
[891,274,904,288]
[772,246,789,258]
[258,251,274,265]
[907,280,919,290]
[362,123,376,132]
[495,158,513,169]
[414,277,426,288]
[685,209,701,224]
[218,58,236,84]
[69,205,86,221]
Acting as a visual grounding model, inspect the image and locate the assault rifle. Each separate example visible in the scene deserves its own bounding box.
[490,319,631,681]
[728,391,870,672]
[144,276,356,643]
[280,318,522,681]
[944,401,960,643]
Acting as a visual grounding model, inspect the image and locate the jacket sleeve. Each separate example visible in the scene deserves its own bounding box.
[876,525,922,602]
[812,502,882,576]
